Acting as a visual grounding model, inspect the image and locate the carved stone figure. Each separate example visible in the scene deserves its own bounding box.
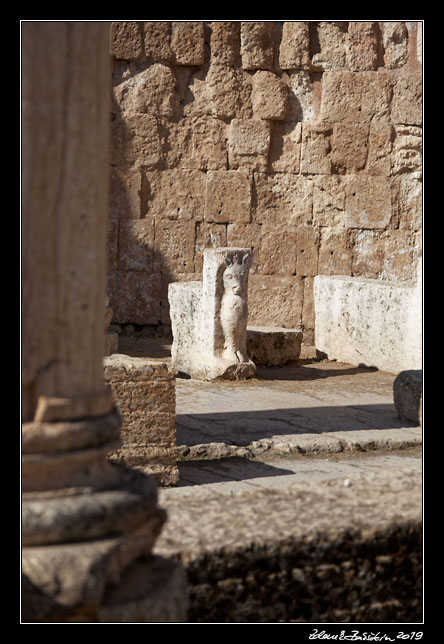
[169,247,256,380]
[220,251,250,363]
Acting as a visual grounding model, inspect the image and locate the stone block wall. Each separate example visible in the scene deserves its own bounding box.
[107,21,422,347]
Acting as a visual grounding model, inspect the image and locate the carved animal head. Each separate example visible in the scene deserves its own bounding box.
[223,252,251,296]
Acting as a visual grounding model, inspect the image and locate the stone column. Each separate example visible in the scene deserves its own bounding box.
[22,21,112,422]
[21,22,186,622]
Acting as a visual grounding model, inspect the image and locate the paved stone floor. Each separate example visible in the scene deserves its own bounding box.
[117,334,422,484]
[173,361,422,459]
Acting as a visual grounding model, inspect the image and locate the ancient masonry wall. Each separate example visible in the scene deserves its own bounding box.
[107,21,422,347]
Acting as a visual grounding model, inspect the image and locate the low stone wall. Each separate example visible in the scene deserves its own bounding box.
[313,263,422,374]
[184,522,421,623]
[104,354,178,486]
[156,466,422,623]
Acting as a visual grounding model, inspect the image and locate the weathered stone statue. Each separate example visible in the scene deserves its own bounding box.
[220,251,250,364]
[169,248,256,380]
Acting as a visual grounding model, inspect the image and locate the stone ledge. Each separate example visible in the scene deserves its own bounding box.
[155,465,422,622]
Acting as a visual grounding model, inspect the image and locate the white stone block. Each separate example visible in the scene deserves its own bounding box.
[314,262,422,374]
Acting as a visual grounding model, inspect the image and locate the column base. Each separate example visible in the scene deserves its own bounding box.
[22,408,188,622]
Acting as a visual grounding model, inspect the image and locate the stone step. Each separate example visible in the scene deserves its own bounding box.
[155,449,422,623]
[246,325,302,366]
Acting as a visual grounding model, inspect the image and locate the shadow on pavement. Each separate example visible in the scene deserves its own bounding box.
[177,457,296,486]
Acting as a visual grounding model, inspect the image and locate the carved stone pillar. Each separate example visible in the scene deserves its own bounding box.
[21,22,187,622]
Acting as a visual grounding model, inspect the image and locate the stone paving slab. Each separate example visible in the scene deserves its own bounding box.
[159,448,422,498]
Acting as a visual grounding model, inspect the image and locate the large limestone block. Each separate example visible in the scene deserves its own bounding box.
[104,354,178,486]
[344,175,392,229]
[144,169,206,221]
[318,227,353,275]
[253,173,313,226]
[240,22,275,70]
[109,167,143,220]
[209,22,240,65]
[320,71,392,124]
[345,22,379,71]
[391,125,422,175]
[110,22,144,61]
[382,22,409,69]
[331,122,369,174]
[312,175,346,227]
[111,112,163,168]
[300,123,332,174]
[114,64,180,118]
[154,219,196,275]
[205,170,252,223]
[109,271,162,325]
[143,22,174,64]
[279,22,310,70]
[312,22,347,71]
[391,71,422,126]
[252,71,289,121]
[246,326,302,366]
[169,248,256,380]
[248,275,304,330]
[314,262,422,374]
[183,63,252,121]
[288,71,317,121]
[171,21,205,66]
[268,121,301,174]
[257,222,297,276]
[228,118,271,172]
[366,119,393,176]
[165,116,228,171]
[392,174,422,231]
